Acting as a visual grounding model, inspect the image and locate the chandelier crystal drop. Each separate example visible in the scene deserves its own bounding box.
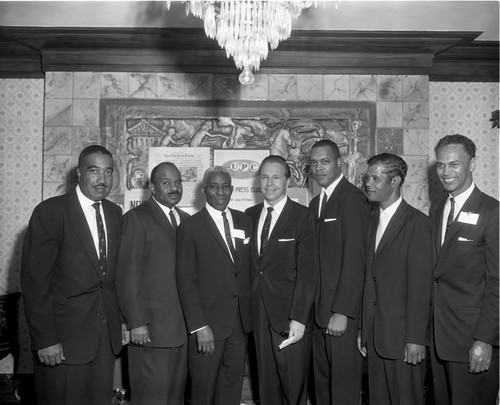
[166,1,315,85]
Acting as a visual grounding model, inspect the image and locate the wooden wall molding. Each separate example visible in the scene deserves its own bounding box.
[0,27,497,82]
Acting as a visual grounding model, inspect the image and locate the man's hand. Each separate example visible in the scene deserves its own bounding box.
[131,325,150,346]
[404,343,425,365]
[196,326,215,355]
[122,323,130,346]
[357,329,366,357]
[289,320,306,344]
[37,343,65,366]
[469,340,492,373]
[326,313,347,336]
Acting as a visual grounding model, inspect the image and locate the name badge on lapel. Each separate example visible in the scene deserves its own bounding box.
[457,212,479,225]
[233,229,246,239]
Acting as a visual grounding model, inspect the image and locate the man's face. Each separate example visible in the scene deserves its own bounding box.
[203,172,233,211]
[309,145,341,188]
[259,162,289,206]
[364,163,395,204]
[150,165,183,208]
[77,152,114,201]
[435,144,475,197]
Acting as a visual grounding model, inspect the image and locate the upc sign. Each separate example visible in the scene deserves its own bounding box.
[223,160,260,179]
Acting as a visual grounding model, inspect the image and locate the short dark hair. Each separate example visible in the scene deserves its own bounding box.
[434,134,476,159]
[150,162,180,186]
[367,153,408,185]
[78,145,113,168]
[203,166,232,186]
[310,139,340,159]
[259,155,291,179]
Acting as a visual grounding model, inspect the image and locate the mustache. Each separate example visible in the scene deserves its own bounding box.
[167,191,181,196]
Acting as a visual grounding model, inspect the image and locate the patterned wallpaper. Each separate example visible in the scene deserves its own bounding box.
[429,82,499,199]
[0,75,497,375]
[0,78,44,373]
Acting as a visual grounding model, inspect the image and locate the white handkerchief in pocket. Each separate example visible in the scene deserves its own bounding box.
[278,238,295,242]
[324,218,337,223]
[458,236,474,242]
[243,237,250,245]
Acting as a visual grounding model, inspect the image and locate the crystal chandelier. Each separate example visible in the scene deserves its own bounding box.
[167,1,315,85]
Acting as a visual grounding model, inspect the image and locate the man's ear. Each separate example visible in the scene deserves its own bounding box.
[469,157,476,172]
[76,167,81,182]
[391,175,402,188]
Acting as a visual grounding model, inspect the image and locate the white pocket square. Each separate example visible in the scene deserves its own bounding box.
[278,238,295,242]
[458,237,474,242]
[243,237,250,245]
[324,218,337,222]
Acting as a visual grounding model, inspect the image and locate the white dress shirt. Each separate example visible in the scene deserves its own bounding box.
[257,195,288,253]
[206,203,236,262]
[152,197,180,228]
[318,174,343,218]
[441,182,475,245]
[375,196,403,251]
[76,185,108,257]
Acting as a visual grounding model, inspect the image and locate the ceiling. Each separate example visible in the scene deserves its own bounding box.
[0,1,498,82]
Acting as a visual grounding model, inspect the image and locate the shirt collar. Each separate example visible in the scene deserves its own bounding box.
[264,195,287,216]
[152,196,176,216]
[449,182,475,210]
[205,202,230,220]
[323,174,343,199]
[76,184,100,208]
[379,196,403,219]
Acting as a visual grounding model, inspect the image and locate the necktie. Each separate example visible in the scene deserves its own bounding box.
[169,209,178,230]
[92,202,107,277]
[260,207,273,256]
[445,197,455,235]
[221,211,236,261]
[319,191,327,217]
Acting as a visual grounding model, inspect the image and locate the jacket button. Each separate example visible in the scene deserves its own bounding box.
[259,271,263,275]
[373,301,376,306]
[434,279,439,284]
[96,311,101,316]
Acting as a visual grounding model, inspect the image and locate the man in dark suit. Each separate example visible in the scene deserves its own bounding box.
[430,134,499,405]
[21,145,126,405]
[176,166,252,405]
[358,153,433,405]
[308,139,370,405]
[117,162,189,405]
[245,155,316,405]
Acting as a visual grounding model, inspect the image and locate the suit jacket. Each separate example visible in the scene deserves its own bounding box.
[361,199,433,359]
[175,207,252,340]
[310,177,370,327]
[431,186,499,362]
[245,198,316,333]
[21,188,123,364]
[116,198,189,348]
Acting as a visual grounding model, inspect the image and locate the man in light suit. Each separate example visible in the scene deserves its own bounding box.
[245,155,316,405]
[308,139,370,405]
[431,134,499,405]
[358,153,433,405]
[21,145,126,405]
[117,162,189,405]
[176,166,252,405]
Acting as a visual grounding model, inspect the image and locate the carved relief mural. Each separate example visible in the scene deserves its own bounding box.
[101,100,376,203]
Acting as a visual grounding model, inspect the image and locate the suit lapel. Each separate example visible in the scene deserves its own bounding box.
[261,198,293,260]
[68,190,103,278]
[201,207,234,263]
[366,210,378,276]
[375,200,407,256]
[441,187,482,248]
[147,198,176,240]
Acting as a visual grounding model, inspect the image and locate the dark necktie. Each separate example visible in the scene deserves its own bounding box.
[92,202,107,277]
[319,191,327,217]
[221,211,236,261]
[169,209,178,230]
[260,207,273,257]
[445,197,455,235]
